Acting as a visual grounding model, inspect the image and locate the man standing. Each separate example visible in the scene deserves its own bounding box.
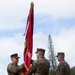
[56,52,70,75]
[7,53,24,75]
[26,48,50,75]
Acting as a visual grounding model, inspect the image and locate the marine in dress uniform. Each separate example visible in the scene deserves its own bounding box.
[26,48,50,75]
[56,52,70,75]
[7,53,24,75]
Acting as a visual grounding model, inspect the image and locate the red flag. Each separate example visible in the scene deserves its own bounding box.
[23,2,34,75]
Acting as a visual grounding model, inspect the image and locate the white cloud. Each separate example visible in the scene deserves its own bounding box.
[0,22,24,31]
[0,33,24,60]
[0,0,75,31]
[33,0,75,18]
[0,63,7,75]
[0,0,26,31]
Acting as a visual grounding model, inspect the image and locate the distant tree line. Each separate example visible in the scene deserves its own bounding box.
[70,66,75,75]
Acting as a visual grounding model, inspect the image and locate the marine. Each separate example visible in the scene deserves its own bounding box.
[7,53,24,75]
[56,52,70,75]
[26,48,50,75]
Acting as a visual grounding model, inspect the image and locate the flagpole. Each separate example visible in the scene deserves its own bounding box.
[30,2,34,59]
[31,2,34,35]
[31,2,34,7]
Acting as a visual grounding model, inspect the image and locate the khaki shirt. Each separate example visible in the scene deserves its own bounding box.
[56,60,70,75]
[7,63,24,75]
[26,57,50,75]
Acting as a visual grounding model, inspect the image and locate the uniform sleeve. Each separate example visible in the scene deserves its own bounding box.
[7,64,24,73]
[26,61,37,75]
[56,63,65,75]
[59,63,65,75]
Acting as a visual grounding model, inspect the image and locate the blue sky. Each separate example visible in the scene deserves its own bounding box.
[0,0,75,75]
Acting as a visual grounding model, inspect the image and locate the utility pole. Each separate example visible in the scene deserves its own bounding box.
[48,34,57,75]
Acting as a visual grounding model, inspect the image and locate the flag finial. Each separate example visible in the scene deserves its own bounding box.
[31,2,34,7]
